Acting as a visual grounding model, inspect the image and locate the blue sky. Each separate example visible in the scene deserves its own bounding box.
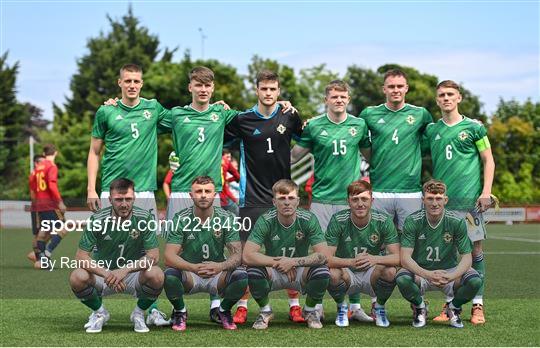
[1,0,539,120]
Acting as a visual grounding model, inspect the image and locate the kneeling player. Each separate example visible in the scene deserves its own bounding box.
[243,179,330,329]
[164,176,247,331]
[69,178,164,333]
[326,180,400,327]
[396,180,483,328]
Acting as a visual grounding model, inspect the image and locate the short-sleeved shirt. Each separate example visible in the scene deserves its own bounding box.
[359,104,433,193]
[164,104,239,192]
[248,208,326,257]
[78,206,158,269]
[224,105,303,207]
[401,209,472,270]
[167,207,239,264]
[326,209,399,268]
[297,113,371,204]
[425,116,490,210]
[92,98,170,192]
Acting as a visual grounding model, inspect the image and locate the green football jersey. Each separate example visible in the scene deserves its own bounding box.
[401,209,472,270]
[78,206,158,269]
[166,104,239,192]
[425,116,489,210]
[359,104,433,193]
[297,113,371,204]
[167,207,239,264]
[248,208,326,258]
[326,209,399,267]
[91,98,170,192]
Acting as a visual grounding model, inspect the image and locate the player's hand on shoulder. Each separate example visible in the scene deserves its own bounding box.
[213,100,230,110]
[103,97,119,106]
[277,100,296,114]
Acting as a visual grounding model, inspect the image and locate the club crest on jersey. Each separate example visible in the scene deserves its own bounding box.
[143,110,152,120]
[129,229,140,240]
[459,131,469,141]
[295,231,304,240]
[443,232,453,243]
[210,113,220,122]
[349,127,357,136]
[213,228,222,239]
[406,115,415,125]
[370,234,379,243]
[277,124,286,134]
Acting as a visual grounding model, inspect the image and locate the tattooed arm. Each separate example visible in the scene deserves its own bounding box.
[219,241,243,271]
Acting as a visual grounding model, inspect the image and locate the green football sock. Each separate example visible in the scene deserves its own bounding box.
[328,280,347,304]
[73,286,102,311]
[164,273,185,310]
[248,278,271,307]
[137,298,155,311]
[452,275,483,308]
[396,273,423,306]
[472,252,485,297]
[221,276,248,311]
[305,277,330,306]
[374,277,396,306]
[348,293,361,305]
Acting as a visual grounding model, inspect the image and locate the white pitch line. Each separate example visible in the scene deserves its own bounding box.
[484,251,540,255]
[489,236,540,243]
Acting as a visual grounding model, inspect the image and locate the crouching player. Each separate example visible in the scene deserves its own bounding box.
[164,176,247,331]
[396,180,483,328]
[242,179,330,329]
[326,180,400,327]
[69,178,164,333]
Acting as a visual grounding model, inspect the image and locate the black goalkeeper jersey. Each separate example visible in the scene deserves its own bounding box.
[225,104,303,208]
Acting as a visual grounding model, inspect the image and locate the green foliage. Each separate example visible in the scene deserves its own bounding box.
[489,100,540,203]
[50,7,166,199]
[0,52,48,199]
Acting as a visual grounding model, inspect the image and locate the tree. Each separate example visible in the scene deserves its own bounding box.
[489,99,540,203]
[48,7,171,200]
[0,52,48,199]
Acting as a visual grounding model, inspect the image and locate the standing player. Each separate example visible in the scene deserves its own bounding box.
[243,180,330,329]
[291,80,373,322]
[326,180,400,327]
[33,144,67,261]
[359,69,433,231]
[164,67,240,217]
[86,63,170,326]
[69,178,164,333]
[224,70,305,323]
[425,80,495,324]
[396,180,483,328]
[163,176,247,331]
[28,154,45,263]
[291,80,371,230]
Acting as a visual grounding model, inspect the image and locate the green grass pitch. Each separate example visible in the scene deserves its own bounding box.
[1,224,539,346]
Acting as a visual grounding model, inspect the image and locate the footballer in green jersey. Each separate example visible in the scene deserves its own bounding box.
[293,80,371,231]
[70,178,164,333]
[163,176,246,331]
[426,80,495,324]
[87,64,170,218]
[326,180,400,328]
[243,180,330,329]
[359,69,433,231]
[396,180,482,329]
